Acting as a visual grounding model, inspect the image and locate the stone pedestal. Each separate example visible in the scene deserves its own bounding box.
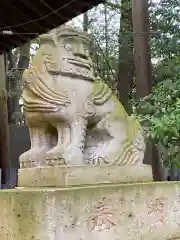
[0,181,180,239]
[18,165,153,187]
[0,165,180,239]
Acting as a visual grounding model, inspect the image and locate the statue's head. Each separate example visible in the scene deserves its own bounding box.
[38,26,94,80]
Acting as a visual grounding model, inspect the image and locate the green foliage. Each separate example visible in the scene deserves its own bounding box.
[150,0,180,59]
[133,57,180,167]
[130,0,180,168]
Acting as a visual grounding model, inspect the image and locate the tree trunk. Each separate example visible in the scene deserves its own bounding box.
[7,51,16,123]
[11,42,30,124]
[132,0,152,97]
[104,4,110,82]
[132,0,165,181]
[117,0,133,114]
[18,43,30,69]
[83,12,89,32]
[0,54,10,184]
[7,51,16,70]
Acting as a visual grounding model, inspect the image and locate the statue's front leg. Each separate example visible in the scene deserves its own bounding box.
[45,123,71,165]
[19,125,52,168]
[63,117,87,165]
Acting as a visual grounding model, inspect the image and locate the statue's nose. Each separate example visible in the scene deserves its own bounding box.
[74,44,88,59]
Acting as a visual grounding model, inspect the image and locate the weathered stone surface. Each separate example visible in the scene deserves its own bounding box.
[19,26,146,169]
[13,26,161,240]
[0,182,180,239]
[18,164,153,187]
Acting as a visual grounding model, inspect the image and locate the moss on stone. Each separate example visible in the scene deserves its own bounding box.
[92,78,141,142]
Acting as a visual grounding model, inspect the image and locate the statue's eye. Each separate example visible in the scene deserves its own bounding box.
[64,44,72,51]
[84,49,89,55]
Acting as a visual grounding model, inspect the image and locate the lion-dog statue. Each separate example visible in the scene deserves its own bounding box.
[19,27,146,168]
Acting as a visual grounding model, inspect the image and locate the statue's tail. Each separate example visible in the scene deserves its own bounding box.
[113,116,146,165]
[121,116,146,164]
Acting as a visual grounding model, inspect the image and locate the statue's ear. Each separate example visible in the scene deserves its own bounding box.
[39,28,58,44]
[40,32,61,74]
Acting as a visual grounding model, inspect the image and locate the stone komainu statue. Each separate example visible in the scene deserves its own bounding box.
[19,27,146,168]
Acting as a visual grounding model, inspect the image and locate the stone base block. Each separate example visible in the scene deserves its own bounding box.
[18,164,153,187]
[1,182,180,239]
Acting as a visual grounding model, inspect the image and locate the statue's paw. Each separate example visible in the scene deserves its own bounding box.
[19,151,29,168]
[19,149,38,168]
[20,147,49,168]
[63,145,84,165]
[86,157,109,165]
[45,147,66,166]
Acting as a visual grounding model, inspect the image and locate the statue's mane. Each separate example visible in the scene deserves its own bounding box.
[23,27,93,113]
[31,33,60,74]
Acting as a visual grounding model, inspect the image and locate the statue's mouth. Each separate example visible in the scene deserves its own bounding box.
[67,58,91,69]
